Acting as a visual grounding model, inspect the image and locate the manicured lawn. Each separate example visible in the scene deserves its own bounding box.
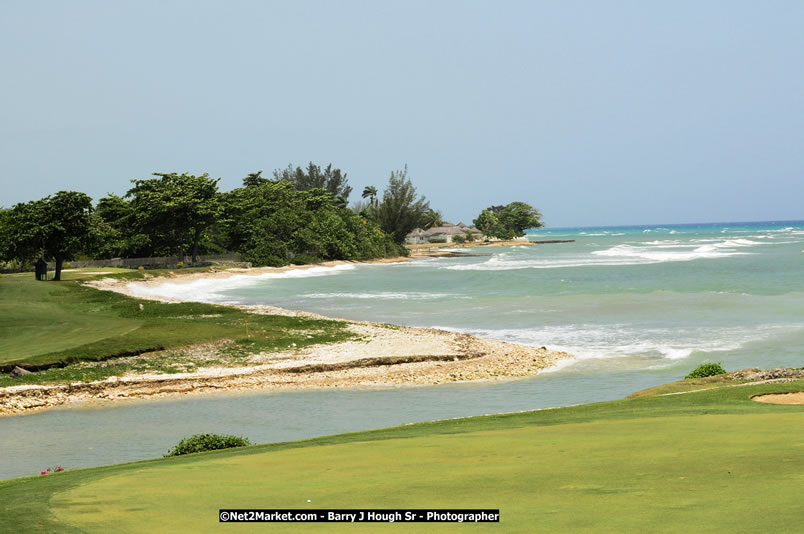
[0,269,353,378]
[0,271,139,364]
[1,380,801,533]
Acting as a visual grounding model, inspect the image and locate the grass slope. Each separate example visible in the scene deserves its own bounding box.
[0,269,353,384]
[0,380,802,533]
[0,271,139,364]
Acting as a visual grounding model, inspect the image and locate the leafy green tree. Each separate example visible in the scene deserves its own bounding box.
[273,162,352,202]
[473,209,501,237]
[242,170,269,188]
[2,191,94,280]
[0,208,12,263]
[375,165,431,243]
[222,180,403,267]
[94,194,136,258]
[498,201,543,237]
[126,172,221,263]
[473,202,543,239]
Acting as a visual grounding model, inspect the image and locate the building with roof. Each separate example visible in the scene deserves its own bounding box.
[405,223,484,244]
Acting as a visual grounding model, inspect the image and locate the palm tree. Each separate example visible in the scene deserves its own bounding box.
[361,186,378,208]
[421,208,445,230]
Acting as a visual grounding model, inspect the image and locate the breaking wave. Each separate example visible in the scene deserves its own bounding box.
[126,264,356,302]
[429,323,800,364]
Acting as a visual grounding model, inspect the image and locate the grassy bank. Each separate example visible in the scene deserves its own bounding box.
[0,380,802,532]
[0,269,353,385]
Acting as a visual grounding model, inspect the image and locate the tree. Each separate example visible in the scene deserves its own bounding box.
[221,180,403,266]
[273,162,352,202]
[93,194,134,258]
[473,202,543,240]
[126,172,222,263]
[361,186,378,208]
[2,191,94,280]
[421,208,445,230]
[0,208,9,261]
[498,202,543,237]
[242,170,269,188]
[473,209,501,238]
[375,165,431,244]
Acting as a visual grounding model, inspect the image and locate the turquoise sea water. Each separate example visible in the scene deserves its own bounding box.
[2,220,802,480]
[139,220,804,379]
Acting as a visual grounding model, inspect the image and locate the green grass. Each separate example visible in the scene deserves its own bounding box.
[0,271,139,364]
[0,269,354,382]
[626,374,750,398]
[0,380,802,533]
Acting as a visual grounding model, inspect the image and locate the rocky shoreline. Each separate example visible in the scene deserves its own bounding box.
[1,271,573,416]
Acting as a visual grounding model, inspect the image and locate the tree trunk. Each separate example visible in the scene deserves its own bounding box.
[192,227,202,265]
[54,256,63,281]
[177,232,185,265]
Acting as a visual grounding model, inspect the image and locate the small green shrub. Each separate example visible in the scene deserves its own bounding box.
[63,262,72,269]
[177,261,184,268]
[452,234,466,244]
[165,433,252,457]
[685,362,726,379]
[291,254,319,265]
[465,231,475,242]
[428,237,447,243]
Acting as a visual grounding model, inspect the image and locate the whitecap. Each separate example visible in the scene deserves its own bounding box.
[435,323,801,364]
[126,264,356,302]
[303,292,463,300]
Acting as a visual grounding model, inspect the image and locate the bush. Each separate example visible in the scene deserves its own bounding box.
[465,231,475,242]
[685,362,727,379]
[428,237,447,243]
[452,234,466,244]
[291,254,319,265]
[165,433,252,457]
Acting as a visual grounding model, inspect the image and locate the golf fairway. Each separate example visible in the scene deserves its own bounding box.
[2,381,802,533]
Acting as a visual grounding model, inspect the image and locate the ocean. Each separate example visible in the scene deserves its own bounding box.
[3,220,803,481]
[134,220,804,391]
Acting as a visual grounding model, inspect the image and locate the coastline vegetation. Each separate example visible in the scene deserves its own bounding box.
[685,361,727,379]
[0,269,354,382]
[0,162,545,277]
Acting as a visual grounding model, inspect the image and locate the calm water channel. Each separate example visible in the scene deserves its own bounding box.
[2,366,661,481]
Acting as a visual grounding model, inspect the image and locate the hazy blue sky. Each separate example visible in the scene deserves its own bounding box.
[2,1,802,227]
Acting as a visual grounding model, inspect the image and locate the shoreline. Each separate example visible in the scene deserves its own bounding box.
[1,257,573,416]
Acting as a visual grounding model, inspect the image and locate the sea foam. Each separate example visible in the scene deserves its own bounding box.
[126,264,356,302]
[428,323,800,367]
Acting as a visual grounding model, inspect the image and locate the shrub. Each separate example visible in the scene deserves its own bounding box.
[291,254,319,265]
[165,433,252,457]
[452,234,466,244]
[428,237,447,243]
[177,261,184,268]
[685,362,727,379]
[465,231,475,242]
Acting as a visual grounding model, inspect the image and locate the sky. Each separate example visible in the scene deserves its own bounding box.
[1,0,803,227]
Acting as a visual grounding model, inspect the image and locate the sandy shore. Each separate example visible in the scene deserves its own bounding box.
[1,259,572,415]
